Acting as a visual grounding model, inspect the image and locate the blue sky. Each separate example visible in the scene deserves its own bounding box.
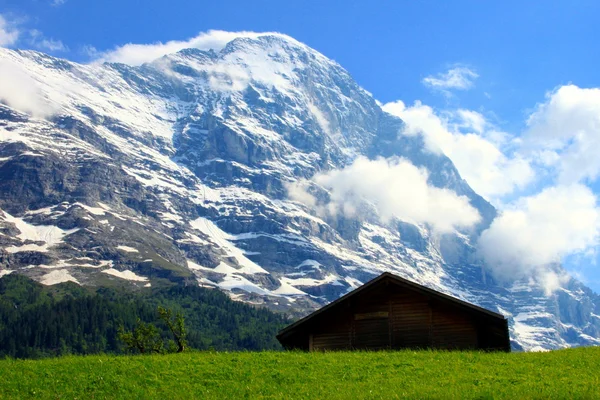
[2,0,599,121]
[2,0,600,292]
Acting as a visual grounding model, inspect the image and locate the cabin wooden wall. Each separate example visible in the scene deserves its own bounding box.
[312,307,352,350]
[390,291,431,349]
[301,282,507,351]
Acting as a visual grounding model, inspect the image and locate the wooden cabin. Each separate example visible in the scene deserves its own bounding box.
[277,272,510,351]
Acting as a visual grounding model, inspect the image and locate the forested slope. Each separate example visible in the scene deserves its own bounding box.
[0,275,287,358]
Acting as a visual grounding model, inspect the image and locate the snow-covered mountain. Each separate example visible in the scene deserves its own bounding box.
[0,34,599,351]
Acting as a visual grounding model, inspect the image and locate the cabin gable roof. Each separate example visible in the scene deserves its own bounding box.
[278,272,506,340]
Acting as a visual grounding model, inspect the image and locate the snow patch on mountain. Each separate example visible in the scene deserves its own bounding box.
[0,270,13,278]
[1,210,78,253]
[40,269,79,285]
[102,268,149,282]
[116,246,139,253]
[190,217,268,275]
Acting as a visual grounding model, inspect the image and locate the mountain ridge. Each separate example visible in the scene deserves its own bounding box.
[0,35,599,351]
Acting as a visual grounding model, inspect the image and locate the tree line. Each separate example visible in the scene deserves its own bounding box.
[0,274,288,358]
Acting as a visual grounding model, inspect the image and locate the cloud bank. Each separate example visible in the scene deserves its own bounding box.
[0,58,56,117]
[385,82,600,294]
[478,184,599,294]
[383,100,534,201]
[525,85,600,184]
[287,156,481,233]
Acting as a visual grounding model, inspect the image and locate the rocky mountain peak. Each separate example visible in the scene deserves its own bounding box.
[0,35,599,350]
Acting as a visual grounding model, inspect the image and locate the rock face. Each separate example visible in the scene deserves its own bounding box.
[0,35,599,350]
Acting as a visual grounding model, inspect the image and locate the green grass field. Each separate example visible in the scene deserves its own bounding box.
[1,347,599,399]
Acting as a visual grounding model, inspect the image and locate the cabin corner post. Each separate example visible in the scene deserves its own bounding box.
[388,299,393,349]
[503,318,511,352]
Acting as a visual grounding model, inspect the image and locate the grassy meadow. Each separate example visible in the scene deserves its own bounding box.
[1,347,599,399]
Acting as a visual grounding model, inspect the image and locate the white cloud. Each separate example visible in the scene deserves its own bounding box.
[384,86,600,294]
[0,58,57,118]
[80,44,100,59]
[525,85,600,184]
[478,184,600,294]
[422,66,478,91]
[286,180,317,209]
[51,0,67,6]
[92,30,305,97]
[287,156,481,233]
[307,102,332,135]
[0,15,67,52]
[0,14,20,47]
[94,30,297,66]
[28,29,68,52]
[382,100,534,200]
[204,64,251,92]
[456,109,486,134]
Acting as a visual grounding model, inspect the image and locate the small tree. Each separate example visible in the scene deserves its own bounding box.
[118,306,187,354]
[158,306,187,353]
[118,319,164,354]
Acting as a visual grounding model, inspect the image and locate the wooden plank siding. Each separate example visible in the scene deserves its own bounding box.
[277,273,511,352]
[312,306,353,351]
[390,291,431,349]
[431,305,478,350]
[306,287,483,351]
[354,318,390,349]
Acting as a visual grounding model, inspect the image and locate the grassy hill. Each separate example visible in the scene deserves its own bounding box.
[1,347,599,399]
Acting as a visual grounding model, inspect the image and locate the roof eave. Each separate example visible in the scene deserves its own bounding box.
[277,272,506,338]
